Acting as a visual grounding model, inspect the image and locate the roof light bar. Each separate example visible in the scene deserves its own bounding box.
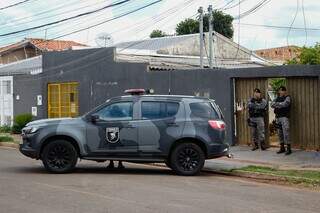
[124,89,146,95]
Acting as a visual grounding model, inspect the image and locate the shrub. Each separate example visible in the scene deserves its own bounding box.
[0,135,14,142]
[0,125,12,133]
[11,113,33,134]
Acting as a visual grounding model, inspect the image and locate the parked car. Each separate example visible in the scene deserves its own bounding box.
[20,89,229,176]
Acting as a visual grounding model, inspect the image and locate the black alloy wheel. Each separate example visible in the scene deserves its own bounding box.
[42,140,78,173]
[170,143,205,176]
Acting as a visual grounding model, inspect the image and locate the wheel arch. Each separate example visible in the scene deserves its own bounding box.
[168,137,208,160]
[39,135,81,158]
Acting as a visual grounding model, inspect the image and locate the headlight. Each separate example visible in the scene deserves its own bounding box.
[23,126,40,134]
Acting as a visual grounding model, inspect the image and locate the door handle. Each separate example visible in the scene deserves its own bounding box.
[166,122,178,127]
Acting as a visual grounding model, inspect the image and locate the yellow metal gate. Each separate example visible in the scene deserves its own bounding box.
[235,78,269,146]
[48,82,79,118]
[287,77,320,150]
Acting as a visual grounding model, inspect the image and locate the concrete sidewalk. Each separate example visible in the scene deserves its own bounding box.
[205,146,320,172]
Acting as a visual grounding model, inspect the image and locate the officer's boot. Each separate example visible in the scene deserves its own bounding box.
[260,140,267,151]
[251,142,259,151]
[277,143,285,154]
[118,161,125,169]
[285,144,292,155]
[107,160,115,169]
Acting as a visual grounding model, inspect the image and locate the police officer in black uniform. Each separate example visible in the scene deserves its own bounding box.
[271,86,292,155]
[247,88,268,151]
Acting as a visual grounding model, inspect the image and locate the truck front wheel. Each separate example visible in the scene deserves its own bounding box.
[41,140,78,173]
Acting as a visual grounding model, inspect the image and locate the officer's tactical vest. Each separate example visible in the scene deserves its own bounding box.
[274,95,291,118]
[249,98,266,118]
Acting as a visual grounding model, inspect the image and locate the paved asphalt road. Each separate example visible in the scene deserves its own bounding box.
[0,147,319,213]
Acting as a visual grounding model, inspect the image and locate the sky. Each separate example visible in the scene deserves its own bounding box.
[0,0,319,50]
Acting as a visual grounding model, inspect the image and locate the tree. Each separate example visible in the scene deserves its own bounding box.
[176,18,199,35]
[287,43,320,65]
[176,10,234,39]
[270,78,286,92]
[150,29,167,38]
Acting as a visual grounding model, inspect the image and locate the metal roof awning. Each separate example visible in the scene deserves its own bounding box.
[0,56,42,76]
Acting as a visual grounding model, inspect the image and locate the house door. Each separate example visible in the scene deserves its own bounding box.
[0,76,13,126]
[48,82,79,118]
[234,78,269,146]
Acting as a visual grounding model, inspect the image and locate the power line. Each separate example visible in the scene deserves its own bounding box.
[220,0,236,10]
[0,0,86,25]
[224,0,248,10]
[44,0,163,42]
[233,0,272,20]
[8,0,163,51]
[0,0,131,37]
[301,0,307,46]
[0,0,130,44]
[0,0,35,10]
[0,0,110,28]
[86,2,196,47]
[234,23,320,31]
[286,0,299,49]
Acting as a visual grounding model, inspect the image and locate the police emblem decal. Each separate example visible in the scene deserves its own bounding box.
[106,127,120,143]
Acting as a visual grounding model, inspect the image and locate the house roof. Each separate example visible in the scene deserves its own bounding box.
[115,32,274,69]
[0,38,86,55]
[254,45,301,63]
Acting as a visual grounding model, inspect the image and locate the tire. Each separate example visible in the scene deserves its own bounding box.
[170,143,205,176]
[41,140,78,173]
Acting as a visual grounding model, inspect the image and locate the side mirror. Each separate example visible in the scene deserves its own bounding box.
[90,114,100,123]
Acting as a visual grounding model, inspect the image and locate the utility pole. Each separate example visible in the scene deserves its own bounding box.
[198,6,204,69]
[208,5,213,69]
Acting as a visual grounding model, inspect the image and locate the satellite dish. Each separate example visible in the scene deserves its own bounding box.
[95,32,114,47]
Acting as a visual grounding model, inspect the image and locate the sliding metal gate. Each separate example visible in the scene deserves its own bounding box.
[235,78,269,146]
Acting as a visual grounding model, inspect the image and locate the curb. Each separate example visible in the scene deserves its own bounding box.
[150,163,319,189]
[203,169,286,181]
[0,142,19,149]
[151,162,282,181]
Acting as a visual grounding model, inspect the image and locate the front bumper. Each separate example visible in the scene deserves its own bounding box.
[19,144,38,159]
[19,133,39,159]
[206,143,230,159]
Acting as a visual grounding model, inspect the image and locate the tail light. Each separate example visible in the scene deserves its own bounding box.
[208,120,226,130]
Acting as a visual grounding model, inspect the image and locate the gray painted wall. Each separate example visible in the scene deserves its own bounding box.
[13,47,320,145]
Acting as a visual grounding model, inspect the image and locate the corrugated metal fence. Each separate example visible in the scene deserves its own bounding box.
[235,77,320,150]
[287,77,320,150]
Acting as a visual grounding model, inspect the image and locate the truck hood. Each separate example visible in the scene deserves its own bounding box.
[26,117,82,126]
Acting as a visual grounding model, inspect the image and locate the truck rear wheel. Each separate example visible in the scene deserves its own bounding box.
[42,140,78,173]
[170,143,205,176]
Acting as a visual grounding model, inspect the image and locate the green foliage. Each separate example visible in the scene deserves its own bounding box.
[12,113,33,134]
[176,10,234,38]
[150,29,167,38]
[0,135,14,142]
[176,18,199,35]
[203,10,234,39]
[0,125,12,133]
[270,78,286,92]
[234,166,320,187]
[287,43,320,65]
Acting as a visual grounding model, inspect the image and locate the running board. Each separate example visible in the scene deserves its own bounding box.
[82,156,165,163]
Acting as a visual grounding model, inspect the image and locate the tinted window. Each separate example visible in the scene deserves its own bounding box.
[96,102,133,121]
[141,102,179,119]
[189,102,219,119]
